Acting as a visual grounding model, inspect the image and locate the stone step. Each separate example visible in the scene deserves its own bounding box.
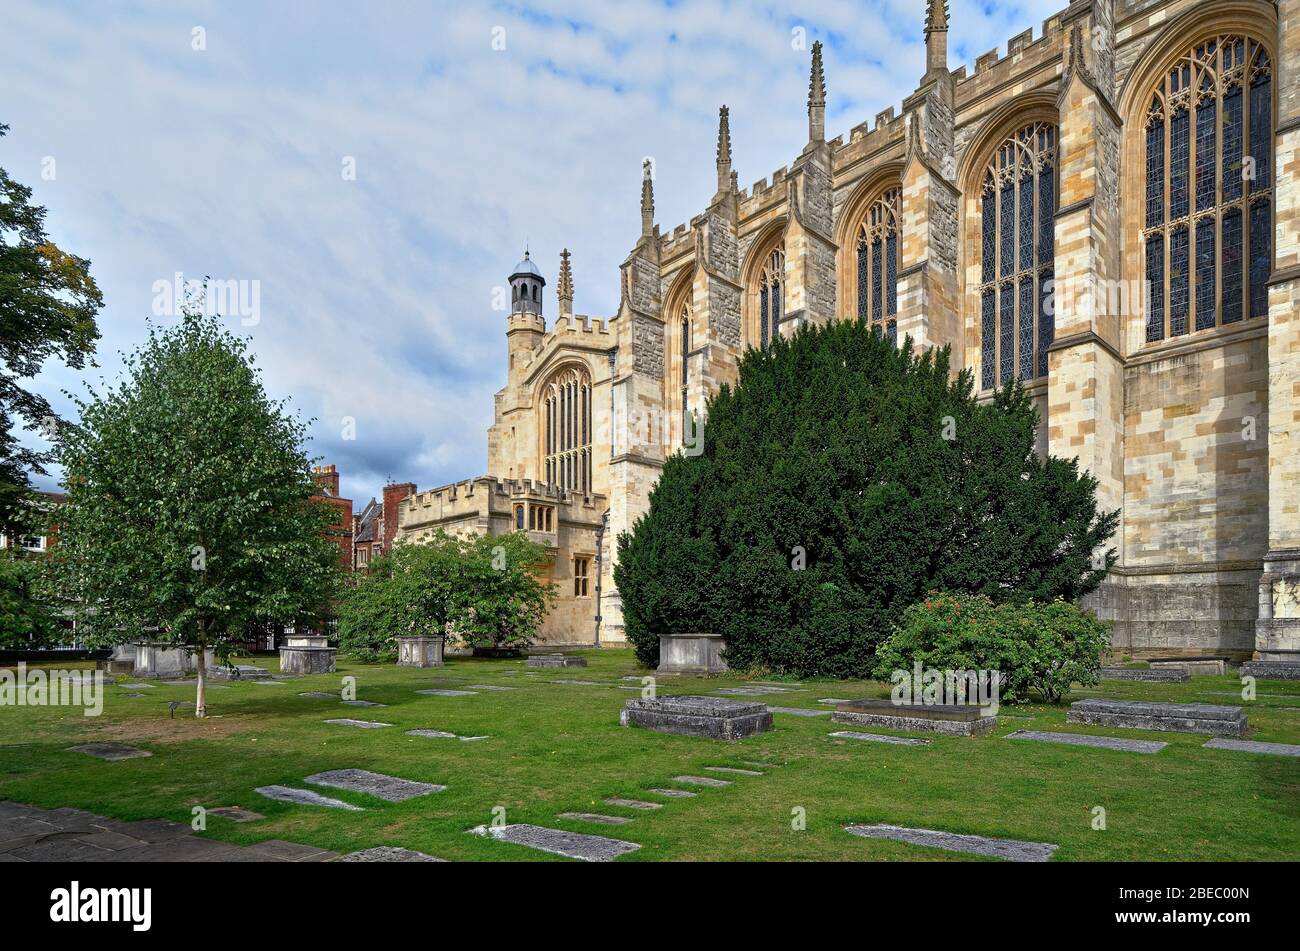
[1006,730,1166,753]
[471,823,639,861]
[845,823,1057,862]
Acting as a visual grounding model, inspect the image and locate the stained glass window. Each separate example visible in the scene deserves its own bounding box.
[542,366,592,493]
[1143,37,1272,340]
[855,187,901,342]
[756,245,785,348]
[977,122,1057,389]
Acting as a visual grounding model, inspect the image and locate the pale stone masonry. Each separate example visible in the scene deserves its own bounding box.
[398,0,1299,660]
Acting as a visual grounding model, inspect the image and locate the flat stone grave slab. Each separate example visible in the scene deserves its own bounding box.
[1067,698,1247,736]
[768,705,833,717]
[829,731,931,746]
[832,699,998,736]
[255,785,364,811]
[1007,729,1167,753]
[1097,666,1189,683]
[558,812,632,825]
[416,688,477,697]
[207,664,271,680]
[648,788,696,798]
[306,768,444,801]
[207,806,264,822]
[340,700,387,707]
[551,679,616,686]
[473,823,639,862]
[672,774,731,787]
[604,798,662,810]
[299,691,337,698]
[323,718,392,729]
[621,695,773,741]
[120,692,145,697]
[404,729,490,741]
[464,684,514,691]
[1204,738,1300,757]
[68,743,152,761]
[528,654,587,668]
[845,823,1057,863]
[1240,661,1300,681]
[714,685,796,696]
[340,846,445,862]
[705,766,763,776]
[117,683,155,690]
[251,680,286,686]
[818,697,855,704]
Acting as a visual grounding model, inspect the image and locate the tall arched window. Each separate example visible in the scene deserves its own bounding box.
[542,366,592,494]
[1144,37,1271,342]
[979,123,1057,390]
[856,187,901,344]
[679,300,692,442]
[758,245,785,349]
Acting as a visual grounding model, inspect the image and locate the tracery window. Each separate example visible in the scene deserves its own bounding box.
[979,123,1056,391]
[542,365,592,494]
[679,300,692,443]
[758,245,785,349]
[856,187,901,344]
[1143,37,1272,342]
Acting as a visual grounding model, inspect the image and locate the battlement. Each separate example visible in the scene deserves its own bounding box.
[660,221,699,260]
[401,475,606,531]
[552,314,614,338]
[960,5,1070,86]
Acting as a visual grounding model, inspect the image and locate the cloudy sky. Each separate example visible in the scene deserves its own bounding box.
[1,0,1059,509]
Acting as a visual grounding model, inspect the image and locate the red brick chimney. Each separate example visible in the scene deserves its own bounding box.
[312,464,341,497]
[382,482,416,551]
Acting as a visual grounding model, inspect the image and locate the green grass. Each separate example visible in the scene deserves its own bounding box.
[2,650,1297,861]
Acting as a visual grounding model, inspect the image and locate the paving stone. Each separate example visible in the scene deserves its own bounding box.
[672,775,731,787]
[112,818,191,843]
[9,837,125,862]
[1067,698,1247,737]
[472,823,639,862]
[305,768,444,802]
[621,695,774,741]
[415,689,477,697]
[299,691,338,698]
[829,731,931,746]
[768,705,833,717]
[845,823,1057,862]
[557,812,632,825]
[340,846,445,862]
[207,806,264,822]
[76,830,146,851]
[340,700,388,707]
[242,839,337,862]
[604,798,663,810]
[648,788,696,798]
[1203,738,1300,757]
[704,766,764,775]
[68,743,152,761]
[117,683,154,689]
[1007,730,1166,753]
[323,718,392,729]
[255,785,364,811]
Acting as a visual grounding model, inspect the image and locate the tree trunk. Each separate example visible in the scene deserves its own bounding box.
[194,636,207,719]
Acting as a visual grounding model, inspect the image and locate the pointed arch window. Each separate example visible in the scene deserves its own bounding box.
[1143,37,1271,342]
[855,187,901,344]
[758,245,785,349]
[542,366,592,494]
[978,123,1057,391]
[678,300,692,443]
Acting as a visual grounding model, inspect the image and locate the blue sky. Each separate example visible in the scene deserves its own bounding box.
[0,0,1058,509]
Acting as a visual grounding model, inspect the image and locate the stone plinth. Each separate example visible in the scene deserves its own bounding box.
[657,633,727,674]
[279,635,336,675]
[1066,698,1247,737]
[1240,660,1300,681]
[527,654,587,668]
[1097,666,1189,683]
[620,695,772,741]
[1149,656,1229,676]
[397,635,445,668]
[132,642,214,680]
[831,699,998,736]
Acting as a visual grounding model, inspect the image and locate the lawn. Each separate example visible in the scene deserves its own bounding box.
[1,649,1297,861]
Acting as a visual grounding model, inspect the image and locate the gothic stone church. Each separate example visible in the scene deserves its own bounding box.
[396,0,1300,663]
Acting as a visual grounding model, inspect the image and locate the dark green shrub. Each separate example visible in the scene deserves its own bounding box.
[873,592,1111,703]
[616,320,1118,676]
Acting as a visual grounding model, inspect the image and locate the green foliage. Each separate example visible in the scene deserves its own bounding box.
[337,530,553,659]
[0,551,63,647]
[873,592,1111,704]
[52,301,341,661]
[0,124,103,533]
[616,320,1118,677]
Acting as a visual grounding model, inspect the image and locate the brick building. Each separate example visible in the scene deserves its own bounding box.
[310,464,353,570]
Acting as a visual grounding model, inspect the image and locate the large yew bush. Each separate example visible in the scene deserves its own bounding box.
[615,320,1118,676]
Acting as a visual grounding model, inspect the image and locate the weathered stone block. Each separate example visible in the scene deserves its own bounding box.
[831,699,998,736]
[527,654,587,668]
[1149,656,1229,676]
[1066,698,1247,736]
[1240,660,1300,681]
[1098,666,1189,683]
[620,695,772,740]
[278,641,336,675]
[396,635,445,668]
[657,633,727,674]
